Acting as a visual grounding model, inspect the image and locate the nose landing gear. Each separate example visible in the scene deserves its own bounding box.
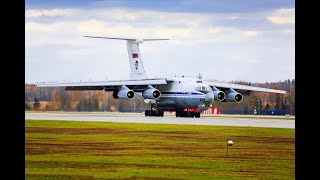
[145,110,164,117]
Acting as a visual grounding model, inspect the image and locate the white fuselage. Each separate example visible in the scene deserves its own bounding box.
[144,77,214,112]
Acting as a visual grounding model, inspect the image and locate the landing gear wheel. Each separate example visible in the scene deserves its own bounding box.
[145,109,164,117]
[160,111,164,117]
[151,110,155,116]
[187,111,191,117]
[176,110,180,117]
[145,110,149,116]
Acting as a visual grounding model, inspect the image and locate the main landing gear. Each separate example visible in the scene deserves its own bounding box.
[145,110,164,117]
[176,110,201,118]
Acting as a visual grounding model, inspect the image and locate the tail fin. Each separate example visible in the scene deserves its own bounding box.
[84,36,169,80]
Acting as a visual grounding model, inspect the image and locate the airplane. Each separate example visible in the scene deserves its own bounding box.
[37,36,286,118]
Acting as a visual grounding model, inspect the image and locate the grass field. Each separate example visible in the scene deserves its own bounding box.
[25,120,295,179]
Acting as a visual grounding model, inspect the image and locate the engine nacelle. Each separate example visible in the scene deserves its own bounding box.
[142,88,161,99]
[113,89,135,100]
[213,91,226,101]
[226,92,243,103]
[135,39,144,43]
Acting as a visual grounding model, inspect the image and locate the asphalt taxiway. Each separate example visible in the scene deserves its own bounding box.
[25,112,294,129]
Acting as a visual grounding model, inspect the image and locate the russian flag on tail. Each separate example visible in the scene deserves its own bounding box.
[132,53,139,58]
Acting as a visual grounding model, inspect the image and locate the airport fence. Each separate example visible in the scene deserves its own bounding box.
[219,109,295,115]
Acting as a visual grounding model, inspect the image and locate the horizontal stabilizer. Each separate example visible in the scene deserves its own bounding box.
[84,35,169,80]
[84,36,136,41]
[143,39,170,41]
[84,36,169,41]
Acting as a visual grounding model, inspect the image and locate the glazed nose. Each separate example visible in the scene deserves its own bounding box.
[205,93,214,104]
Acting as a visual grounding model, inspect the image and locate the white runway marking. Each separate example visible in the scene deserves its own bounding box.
[25,113,295,129]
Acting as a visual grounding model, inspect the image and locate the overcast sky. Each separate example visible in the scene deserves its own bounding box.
[26,0,295,83]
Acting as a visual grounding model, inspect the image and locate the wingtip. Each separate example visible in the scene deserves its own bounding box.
[279,91,287,94]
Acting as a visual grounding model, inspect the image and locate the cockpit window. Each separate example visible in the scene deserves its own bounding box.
[196,86,213,93]
[196,80,202,83]
[196,86,207,91]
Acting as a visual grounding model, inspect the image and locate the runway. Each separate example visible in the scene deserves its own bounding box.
[25,112,294,129]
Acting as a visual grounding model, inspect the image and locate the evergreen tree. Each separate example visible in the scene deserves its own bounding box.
[92,96,99,110]
[33,97,41,110]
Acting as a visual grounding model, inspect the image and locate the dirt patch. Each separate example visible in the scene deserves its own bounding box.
[234,135,295,144]
[25,140,140,155]
[27,160,209,170]
[26,127,119,135]
[25,174,94,179]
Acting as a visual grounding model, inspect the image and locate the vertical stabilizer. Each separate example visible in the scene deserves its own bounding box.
[84,36,169,80]
[126,40,148,79]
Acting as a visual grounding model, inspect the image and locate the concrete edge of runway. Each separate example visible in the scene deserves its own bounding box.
[25,111,295,120]
[25,112,295,129]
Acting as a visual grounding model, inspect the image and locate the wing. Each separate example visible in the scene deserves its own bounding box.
[203,81,286,95]
[37,78,168,92]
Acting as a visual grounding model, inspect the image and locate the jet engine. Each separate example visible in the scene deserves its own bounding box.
[226,89,243,103]
[113,89,135,100]
[212,87,226,101]
[142,88,161,99]
[214,91,226,101]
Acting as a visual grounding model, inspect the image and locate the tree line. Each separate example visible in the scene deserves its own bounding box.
[212,79,295,114]
[25,79,295,114]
